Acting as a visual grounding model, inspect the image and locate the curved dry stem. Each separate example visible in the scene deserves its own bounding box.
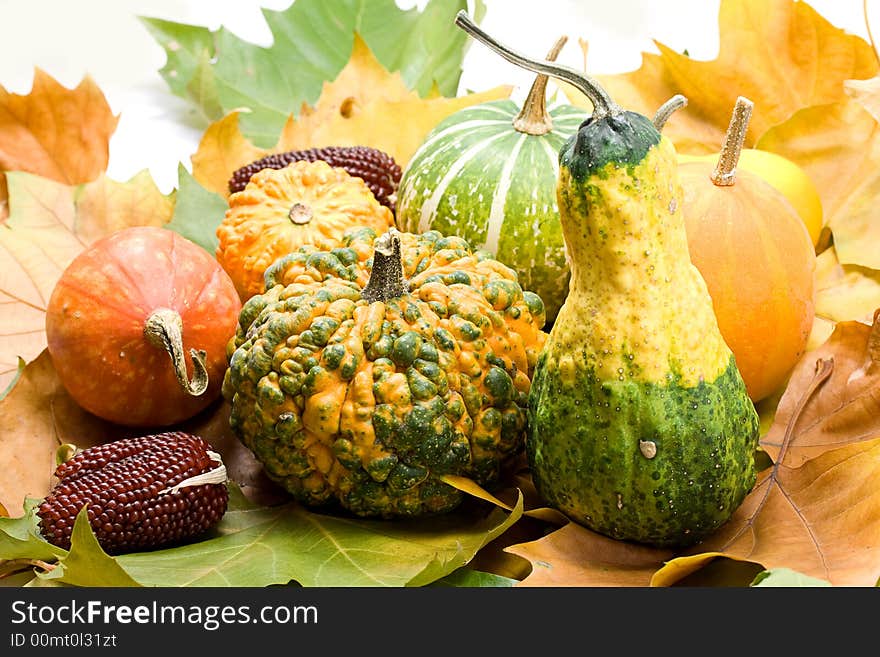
[653,94,688,131]
[865,0,880,66]
[144,308,209,396]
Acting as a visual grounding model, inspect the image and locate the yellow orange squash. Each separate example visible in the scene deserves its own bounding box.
[679,148,823,247]
[679,97,816,402]
[216,159,395,300]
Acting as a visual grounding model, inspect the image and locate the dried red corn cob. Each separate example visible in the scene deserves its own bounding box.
[37,432,228,555]
[228,145,402,210]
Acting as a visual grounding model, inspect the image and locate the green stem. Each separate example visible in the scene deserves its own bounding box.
[455,11,619,119]
[362,229,408,303]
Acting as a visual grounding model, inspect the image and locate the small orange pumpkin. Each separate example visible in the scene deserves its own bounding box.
[216,159,395,300]
[46,226,242,426]
[679,96,816,402]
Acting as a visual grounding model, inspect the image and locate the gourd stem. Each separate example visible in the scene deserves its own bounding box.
[653,94,688,131]
[144,308,209,397]
[711,96,753,186]
[512,35,568,136]
[455,11,619,119]
[362,228,408,303]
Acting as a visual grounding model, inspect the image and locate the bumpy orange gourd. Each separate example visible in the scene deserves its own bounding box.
[216,159,395,301]
[679,97,816,402]
[222,227,547,518]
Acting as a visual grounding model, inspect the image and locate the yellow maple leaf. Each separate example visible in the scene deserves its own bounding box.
[192,34,511,197]
[0,171,173,392]
[0,69,119,204]
[757,100,880,270]
[567,0,877,154]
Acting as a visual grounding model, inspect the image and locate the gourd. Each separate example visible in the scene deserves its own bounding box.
[679,147,823,247]
[455,13,759,548]
[46,226,242,427]
[222,226,547,518]
[395,37,590,325]
[216,159,396,301]
[677,97,816,403]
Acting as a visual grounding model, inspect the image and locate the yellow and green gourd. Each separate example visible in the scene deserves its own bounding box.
[456,14,760,548]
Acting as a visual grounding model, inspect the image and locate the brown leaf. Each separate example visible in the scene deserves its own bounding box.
[574,0,878,154]
[0,349,287,516]
[670,435,880,586]
[761,313,880,466]
[0,350,103,516]
[0,171,173,392]
[0,69,118,186]
[505,520,673,587]
[191,36,511,197]
[649,552,761,587]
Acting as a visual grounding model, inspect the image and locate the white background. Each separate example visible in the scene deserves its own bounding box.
[0,0,875,193]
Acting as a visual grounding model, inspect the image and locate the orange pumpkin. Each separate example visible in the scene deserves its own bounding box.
[679,97,816,402]
[216,159,396,301]
[46,226,242,426]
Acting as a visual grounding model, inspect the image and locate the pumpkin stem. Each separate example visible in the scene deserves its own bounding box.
[144,308,209,397]
[711,96,753,187]
[289,202,313,225]
[512,35,568,136]
[652,94,688,132]
[455,11,620,119]
[362,228,408,303]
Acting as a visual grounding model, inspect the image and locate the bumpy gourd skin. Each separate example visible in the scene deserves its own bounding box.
[224,228,546,518]
[527,116,759,548]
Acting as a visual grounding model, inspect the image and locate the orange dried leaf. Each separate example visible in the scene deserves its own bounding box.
[190,111,265,197]
[0,350,94,516]
[572,0,878,154]
[0,69,118,185]
[669,436,880,586]
[845,76,880,123]
[505,521,674,587]
[814,247,880,326]
[761,313,880,466]
[0,171,173,392]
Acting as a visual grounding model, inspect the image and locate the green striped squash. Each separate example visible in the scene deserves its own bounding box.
[394,39,589,325]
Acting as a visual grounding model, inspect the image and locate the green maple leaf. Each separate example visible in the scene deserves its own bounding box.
[140,0,485,147]
[5,485,523,588]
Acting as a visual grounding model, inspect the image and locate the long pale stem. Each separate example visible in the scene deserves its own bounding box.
[711,96,753,187]
[455,11,619,119]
